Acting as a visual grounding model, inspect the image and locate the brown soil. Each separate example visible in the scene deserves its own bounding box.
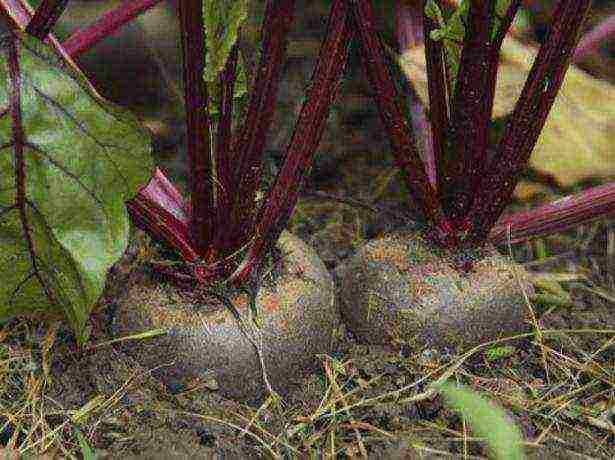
[2,200,613,458]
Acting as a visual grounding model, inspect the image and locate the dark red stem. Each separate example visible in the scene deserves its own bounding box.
[441,1,494,226]
[573,13,615,62]
[485,0,522,115]
[177,0,214,257]
[395,0,436,187]
[229,0,352,284]
[350,0,453,242]
[25,0,68,39]
[465,0,593,248]
[62,0,162,58]
[125,169,199,265]
[489,182,615,246]
[423,0,451,194]
[211,44,239,260]
[227,0,295,254]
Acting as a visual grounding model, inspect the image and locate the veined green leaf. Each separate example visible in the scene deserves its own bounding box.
[202,0,250,117]
[0,31,154,344]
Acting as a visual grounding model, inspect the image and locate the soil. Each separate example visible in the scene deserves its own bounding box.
[5,166,613,458]
[10,235,615,458]
[3,193,615,458]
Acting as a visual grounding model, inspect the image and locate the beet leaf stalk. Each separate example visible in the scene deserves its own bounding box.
[438,1,521,228]
[383,0,613,259]
[463,0,594,248]
[210,44,239,259]
[573,12,615,62]
[421,1,448,186]
[488,182,615,246]
[439,1,494,226]
[229,0,353,283]
[225,0,296,267]
[350,0,458,249]
[6,0,164,57]
[129,0,299,285]
[177,0,214,258]
[60,0,163,58]
[394,1,437,187]
[24,0,68,39]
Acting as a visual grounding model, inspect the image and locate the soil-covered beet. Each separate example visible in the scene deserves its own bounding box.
[336,225,535,351]
[107,230,338,403]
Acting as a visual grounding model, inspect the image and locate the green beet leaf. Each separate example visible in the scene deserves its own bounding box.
[0,31,154,344]
[425,0,512,91]
[203,0,249,83]
[202,0,250,118]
